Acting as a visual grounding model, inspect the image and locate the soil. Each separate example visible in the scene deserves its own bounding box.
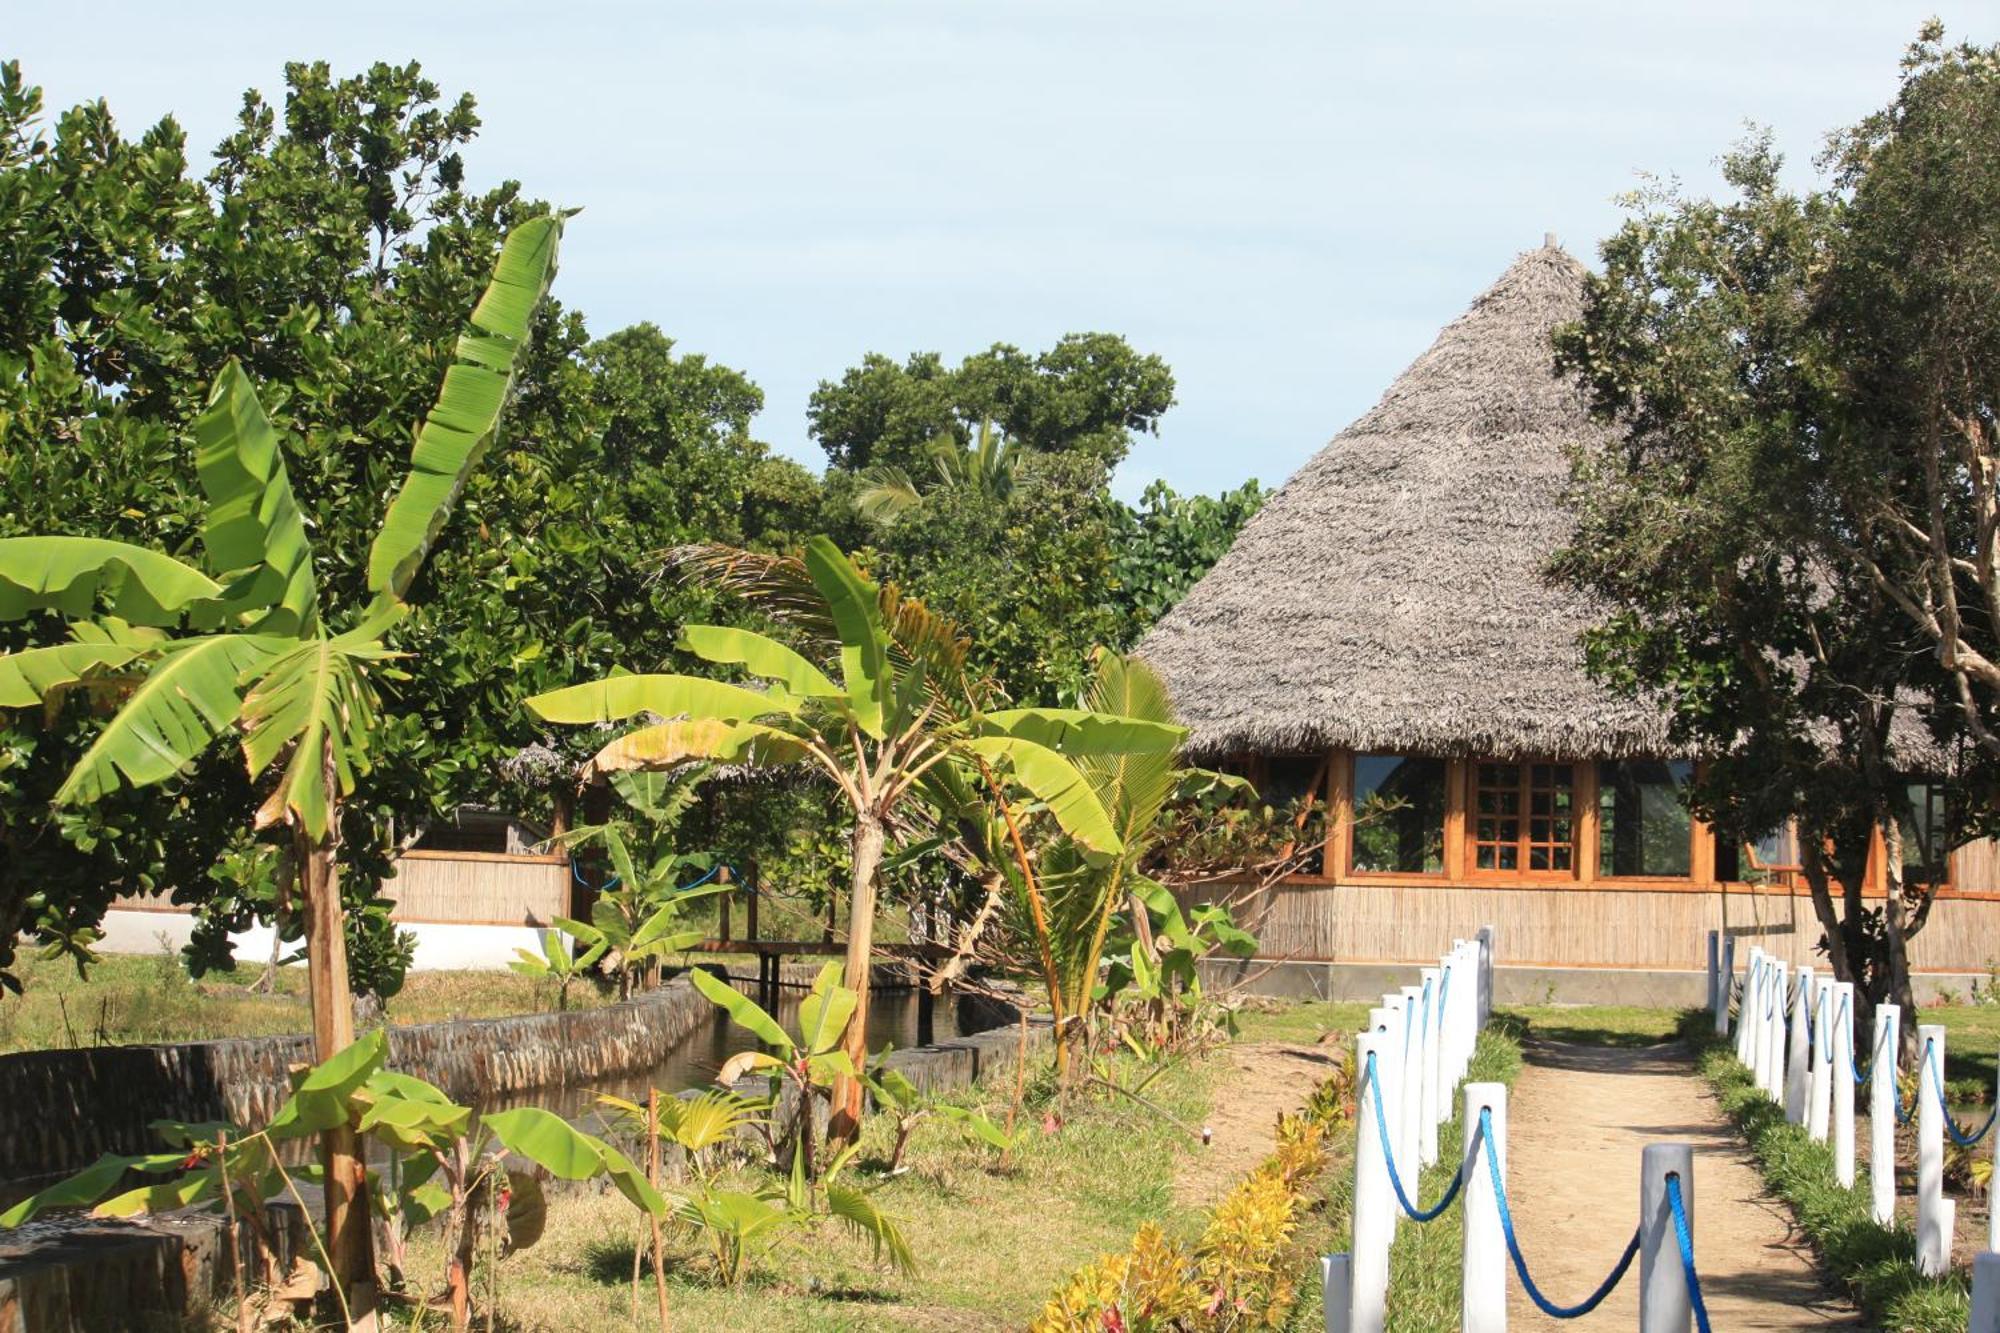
[1172,1041,1344,1206]
[1503,1039,1861,1329]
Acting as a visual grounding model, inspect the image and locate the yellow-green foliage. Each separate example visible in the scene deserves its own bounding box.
[1031,1115,1329,1332]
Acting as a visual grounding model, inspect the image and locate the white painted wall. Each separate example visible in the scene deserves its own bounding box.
[95,908,543,972]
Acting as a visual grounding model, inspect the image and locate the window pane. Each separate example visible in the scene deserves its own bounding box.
[1263,755,1327,876]
[1351,755,1447,875]
[1598,760,1693,877]
[1901,781,1946,881]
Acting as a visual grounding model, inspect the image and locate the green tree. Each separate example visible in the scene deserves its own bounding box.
[0,215,563,1310]
[1550,32,2000,1027]
[1106,478,1265,642]
[525,538,1182,1140]
[808,334,1175,473]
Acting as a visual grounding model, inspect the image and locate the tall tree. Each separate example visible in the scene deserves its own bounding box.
[1552,33,2000,1026]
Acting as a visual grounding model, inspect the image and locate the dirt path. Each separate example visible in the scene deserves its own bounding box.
[1172,1041,1341,1206]
[1503,1040,1859,1329]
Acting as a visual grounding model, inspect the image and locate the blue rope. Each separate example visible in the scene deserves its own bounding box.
[1926,1042,1999,1146]
[1666,1173,1713,1333]
[1480,1107,1642,1318]
[570,858,734,897]
[1366,1051,1463,1223]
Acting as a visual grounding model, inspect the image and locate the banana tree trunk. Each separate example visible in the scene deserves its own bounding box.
[828,811,886,1145]
[298,829,377,1322]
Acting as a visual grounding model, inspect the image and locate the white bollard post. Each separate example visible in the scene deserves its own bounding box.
[1736,948,1762,1064]
[1758,960,1786,1099]
[1869,1003,1901,1226]
[1460,1082,1507,1333]
[1419,966,1442,1165]
[1992,1057,2000,1253]
[1639,1142,1695,1333]
[1972,1251,2000,1333]
[1832,982,1856,1188]
[1351,1032,1391,1333]
[1808,977,1832,1143]
[1322,1254,1352,1333]
[1376,999,1406,1236]
[1477,923,1497,1024]
[1785,965,1813,1123]
[1706,930,1719,1020]
[1399,984,1424,1175]
[1916,1023,1951,1277]
[1713,934,1734,1037]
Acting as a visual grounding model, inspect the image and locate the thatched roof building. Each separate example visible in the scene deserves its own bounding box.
[1140,240,1666,762]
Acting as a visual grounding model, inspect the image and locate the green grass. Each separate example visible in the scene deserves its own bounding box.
[1494,1003,1683,1048]
[1234,998,1372,1044]
[1685,1010,1971,1330]
[0,949,614,1053]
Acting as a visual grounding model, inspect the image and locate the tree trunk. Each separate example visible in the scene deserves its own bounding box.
[1878,808,1923,1062]
[298,829,377,1324]
[827,811,885,1146]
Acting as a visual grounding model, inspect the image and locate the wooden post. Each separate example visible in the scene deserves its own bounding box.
[744,859,760,943]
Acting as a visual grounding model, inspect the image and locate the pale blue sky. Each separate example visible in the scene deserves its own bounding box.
[10,2,1992,499]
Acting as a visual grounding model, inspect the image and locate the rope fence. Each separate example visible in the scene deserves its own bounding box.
[1329,927,1711,1332]
[1717,935,2000,1278]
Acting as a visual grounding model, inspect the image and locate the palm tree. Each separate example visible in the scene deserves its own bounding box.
[524,537,1180,1141]
[853,419,1019,525]
[0,214,564,1312]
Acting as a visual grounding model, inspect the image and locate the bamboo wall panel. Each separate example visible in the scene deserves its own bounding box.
[383,854,568,925]
[1189,879,2000,973]
[1955,838,2000,894]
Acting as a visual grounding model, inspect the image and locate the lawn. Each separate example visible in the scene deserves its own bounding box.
[0,949,611,1054]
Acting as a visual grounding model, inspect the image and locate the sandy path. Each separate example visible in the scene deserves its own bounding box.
[1173,1041,1342,1206]
[1503,1040,1859,1329]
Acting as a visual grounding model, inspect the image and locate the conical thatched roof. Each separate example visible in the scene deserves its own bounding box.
[1139,241,1671,761]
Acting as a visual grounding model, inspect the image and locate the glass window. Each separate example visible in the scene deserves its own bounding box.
[1261,755,1327,876]
[1598,760,1694,877]
[1901,781,1948,883]
[1351,755,1447,874]
[1472,761,1575,874]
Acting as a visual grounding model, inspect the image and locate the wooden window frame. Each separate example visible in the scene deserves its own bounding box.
[1590,758,1710,887]
[1338,750,1452,882]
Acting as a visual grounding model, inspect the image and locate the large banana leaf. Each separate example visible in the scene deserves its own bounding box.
[803,537,893,738]
[193,361,318,632]
[52,635,280,804]
[367,214,563,600]
[240,638,384,837]
[689,966,793,1053]
[524,674,794,726]
[0,536,222,627]
[795,961,855,1058]
[482,1106,665,1217]
[584,718,808,778]
[677,625,843,698]
[0,640,147,708]
[962,735,1124,858]
[977,708,1185,756]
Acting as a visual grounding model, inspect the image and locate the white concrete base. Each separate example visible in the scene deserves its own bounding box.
[95,909,545,972]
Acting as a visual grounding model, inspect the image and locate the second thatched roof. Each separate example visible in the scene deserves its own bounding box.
[1138,241,1672,761]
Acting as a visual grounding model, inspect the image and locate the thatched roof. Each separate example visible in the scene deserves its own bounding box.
[1139,241,1673,761]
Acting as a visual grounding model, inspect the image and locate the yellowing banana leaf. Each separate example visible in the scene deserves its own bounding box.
[368,214,563,600]
[962,735,1124,858]
[977,708,1185,756]
[0,1150,192,1227]
[92,1167,221,1219]
[0,640,148,708]
[678,625,843,698]
[803,537,893,739]
[53,635,281,805]
[0,536,223,628]
[584,718,808,778]
[716,1049,784,1084]
[193,361,318,633]
[525,674,794,726]
[241,637,382,838]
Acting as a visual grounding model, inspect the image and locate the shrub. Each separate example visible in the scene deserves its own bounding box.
[1030,1115,1329,1332]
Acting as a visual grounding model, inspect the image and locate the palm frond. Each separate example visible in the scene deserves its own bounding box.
[823,1181,916,1273]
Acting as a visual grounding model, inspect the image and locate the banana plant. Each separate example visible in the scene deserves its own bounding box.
[0,214,566,1305]
[597,1087,767,1183]
[853,417,1018,525]
[0,1026,660,1333]
[692,960,855,1175]
[506,921,609,1010]
[524,537,1184,1141]
[548,803,730,997]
